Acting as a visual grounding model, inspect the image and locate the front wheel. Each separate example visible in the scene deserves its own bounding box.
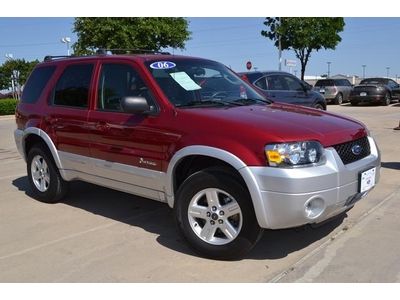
[313,103,325,110]
[175,167,263,260]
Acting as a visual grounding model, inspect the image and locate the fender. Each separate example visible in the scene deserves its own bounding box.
[15,127,66,179]
[165,145,270,228]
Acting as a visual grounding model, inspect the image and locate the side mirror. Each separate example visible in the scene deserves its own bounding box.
[121,96,150,114]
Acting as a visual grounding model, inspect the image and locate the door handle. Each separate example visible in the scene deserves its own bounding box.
[44,117,58,125]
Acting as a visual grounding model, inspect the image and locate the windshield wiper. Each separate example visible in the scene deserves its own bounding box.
[176,99,243,108]
[232,98,273,105]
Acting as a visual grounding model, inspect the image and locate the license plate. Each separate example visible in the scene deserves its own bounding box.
[359,167,376,193]
[360,92,367,96]
[319,89,325,93]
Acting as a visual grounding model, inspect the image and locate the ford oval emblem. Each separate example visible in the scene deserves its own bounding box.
[351,144,362,155]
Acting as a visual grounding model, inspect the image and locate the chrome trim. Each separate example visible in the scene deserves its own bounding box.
[59,151,167,192]
[61,169,164,202]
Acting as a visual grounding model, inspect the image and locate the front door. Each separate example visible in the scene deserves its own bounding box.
[87,60,167,192]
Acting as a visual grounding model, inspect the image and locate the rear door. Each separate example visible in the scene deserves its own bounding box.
[44,62,95,172]
[265,74,291,103]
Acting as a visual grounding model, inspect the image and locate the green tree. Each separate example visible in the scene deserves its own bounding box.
[0,59,39,91]
[73,17,191,54]
[261,17,345,80]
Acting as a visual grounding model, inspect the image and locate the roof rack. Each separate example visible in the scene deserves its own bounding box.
[43,55,75,61]
[95,48,171,55]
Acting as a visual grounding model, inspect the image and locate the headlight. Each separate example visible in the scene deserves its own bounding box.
[265,141,324,167]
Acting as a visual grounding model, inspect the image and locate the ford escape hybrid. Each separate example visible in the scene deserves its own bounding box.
[14,52,381,260]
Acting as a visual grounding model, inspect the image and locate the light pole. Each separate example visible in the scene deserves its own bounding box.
[362,65,366,79]
[327,62,331,78]
[4,53,19,100]
[278,17,283,71]
[386,67,390,78]
[61,37,71,56]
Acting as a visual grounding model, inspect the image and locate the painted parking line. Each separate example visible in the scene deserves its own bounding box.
[0,173,27,181]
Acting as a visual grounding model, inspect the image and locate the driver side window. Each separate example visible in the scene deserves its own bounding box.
[283,75,304,91]
[97,63,154,112]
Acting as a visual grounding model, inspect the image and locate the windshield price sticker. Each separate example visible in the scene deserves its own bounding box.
[150,61,176,70]
[169,72,201,91]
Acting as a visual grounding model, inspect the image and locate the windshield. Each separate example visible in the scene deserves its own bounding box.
[145,58,267,108]
[360,78,387,85]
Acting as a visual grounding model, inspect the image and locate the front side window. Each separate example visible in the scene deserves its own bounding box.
[52,64,93,108]
[145,58,266,107]
[283,75,303,91]
[97,63,154,112]
[266,75,288,91]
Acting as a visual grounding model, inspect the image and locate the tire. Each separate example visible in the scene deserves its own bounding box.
[382,92,391,106]
[313,103,325,110]
[27,144,68,203]
[175,167,263,260]
[334,93,343,105]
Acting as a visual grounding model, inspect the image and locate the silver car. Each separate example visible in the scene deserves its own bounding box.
[314,79,353,105]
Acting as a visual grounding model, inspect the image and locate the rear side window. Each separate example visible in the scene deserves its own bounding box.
[52,64,94,108]
[21,66,56,104]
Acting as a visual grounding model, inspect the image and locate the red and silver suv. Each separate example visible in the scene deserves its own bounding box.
[14,53,380,260]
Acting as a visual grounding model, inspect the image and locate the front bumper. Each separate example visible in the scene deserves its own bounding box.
[240,136,380,229]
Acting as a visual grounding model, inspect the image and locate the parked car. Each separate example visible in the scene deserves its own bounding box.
[350,77,400,106]
[313,79,353,105]
[239,71,326,110]
[15,52,380,260]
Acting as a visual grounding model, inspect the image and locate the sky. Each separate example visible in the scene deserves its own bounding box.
[1,17,400,78]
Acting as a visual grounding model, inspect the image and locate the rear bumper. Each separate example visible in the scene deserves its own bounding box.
[350,95,384,103]
[240,136,380,229]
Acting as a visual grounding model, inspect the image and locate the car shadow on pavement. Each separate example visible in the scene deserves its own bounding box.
[12,176,346,261]
[381,162,400,170]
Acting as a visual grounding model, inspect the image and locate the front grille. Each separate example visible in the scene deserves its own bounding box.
[332,136,370,165]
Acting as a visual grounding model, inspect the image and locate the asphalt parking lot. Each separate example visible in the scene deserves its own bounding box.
[0,102,399,282]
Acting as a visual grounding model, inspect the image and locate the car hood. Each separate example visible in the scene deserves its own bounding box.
[178,103,367,147]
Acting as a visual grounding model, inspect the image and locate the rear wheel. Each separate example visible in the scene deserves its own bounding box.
[27,145,68,203]
[382,92,391,106]
[334,93,343,105]
[175,167,263,260]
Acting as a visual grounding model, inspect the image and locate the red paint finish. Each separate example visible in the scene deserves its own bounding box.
[16,54,368,172]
